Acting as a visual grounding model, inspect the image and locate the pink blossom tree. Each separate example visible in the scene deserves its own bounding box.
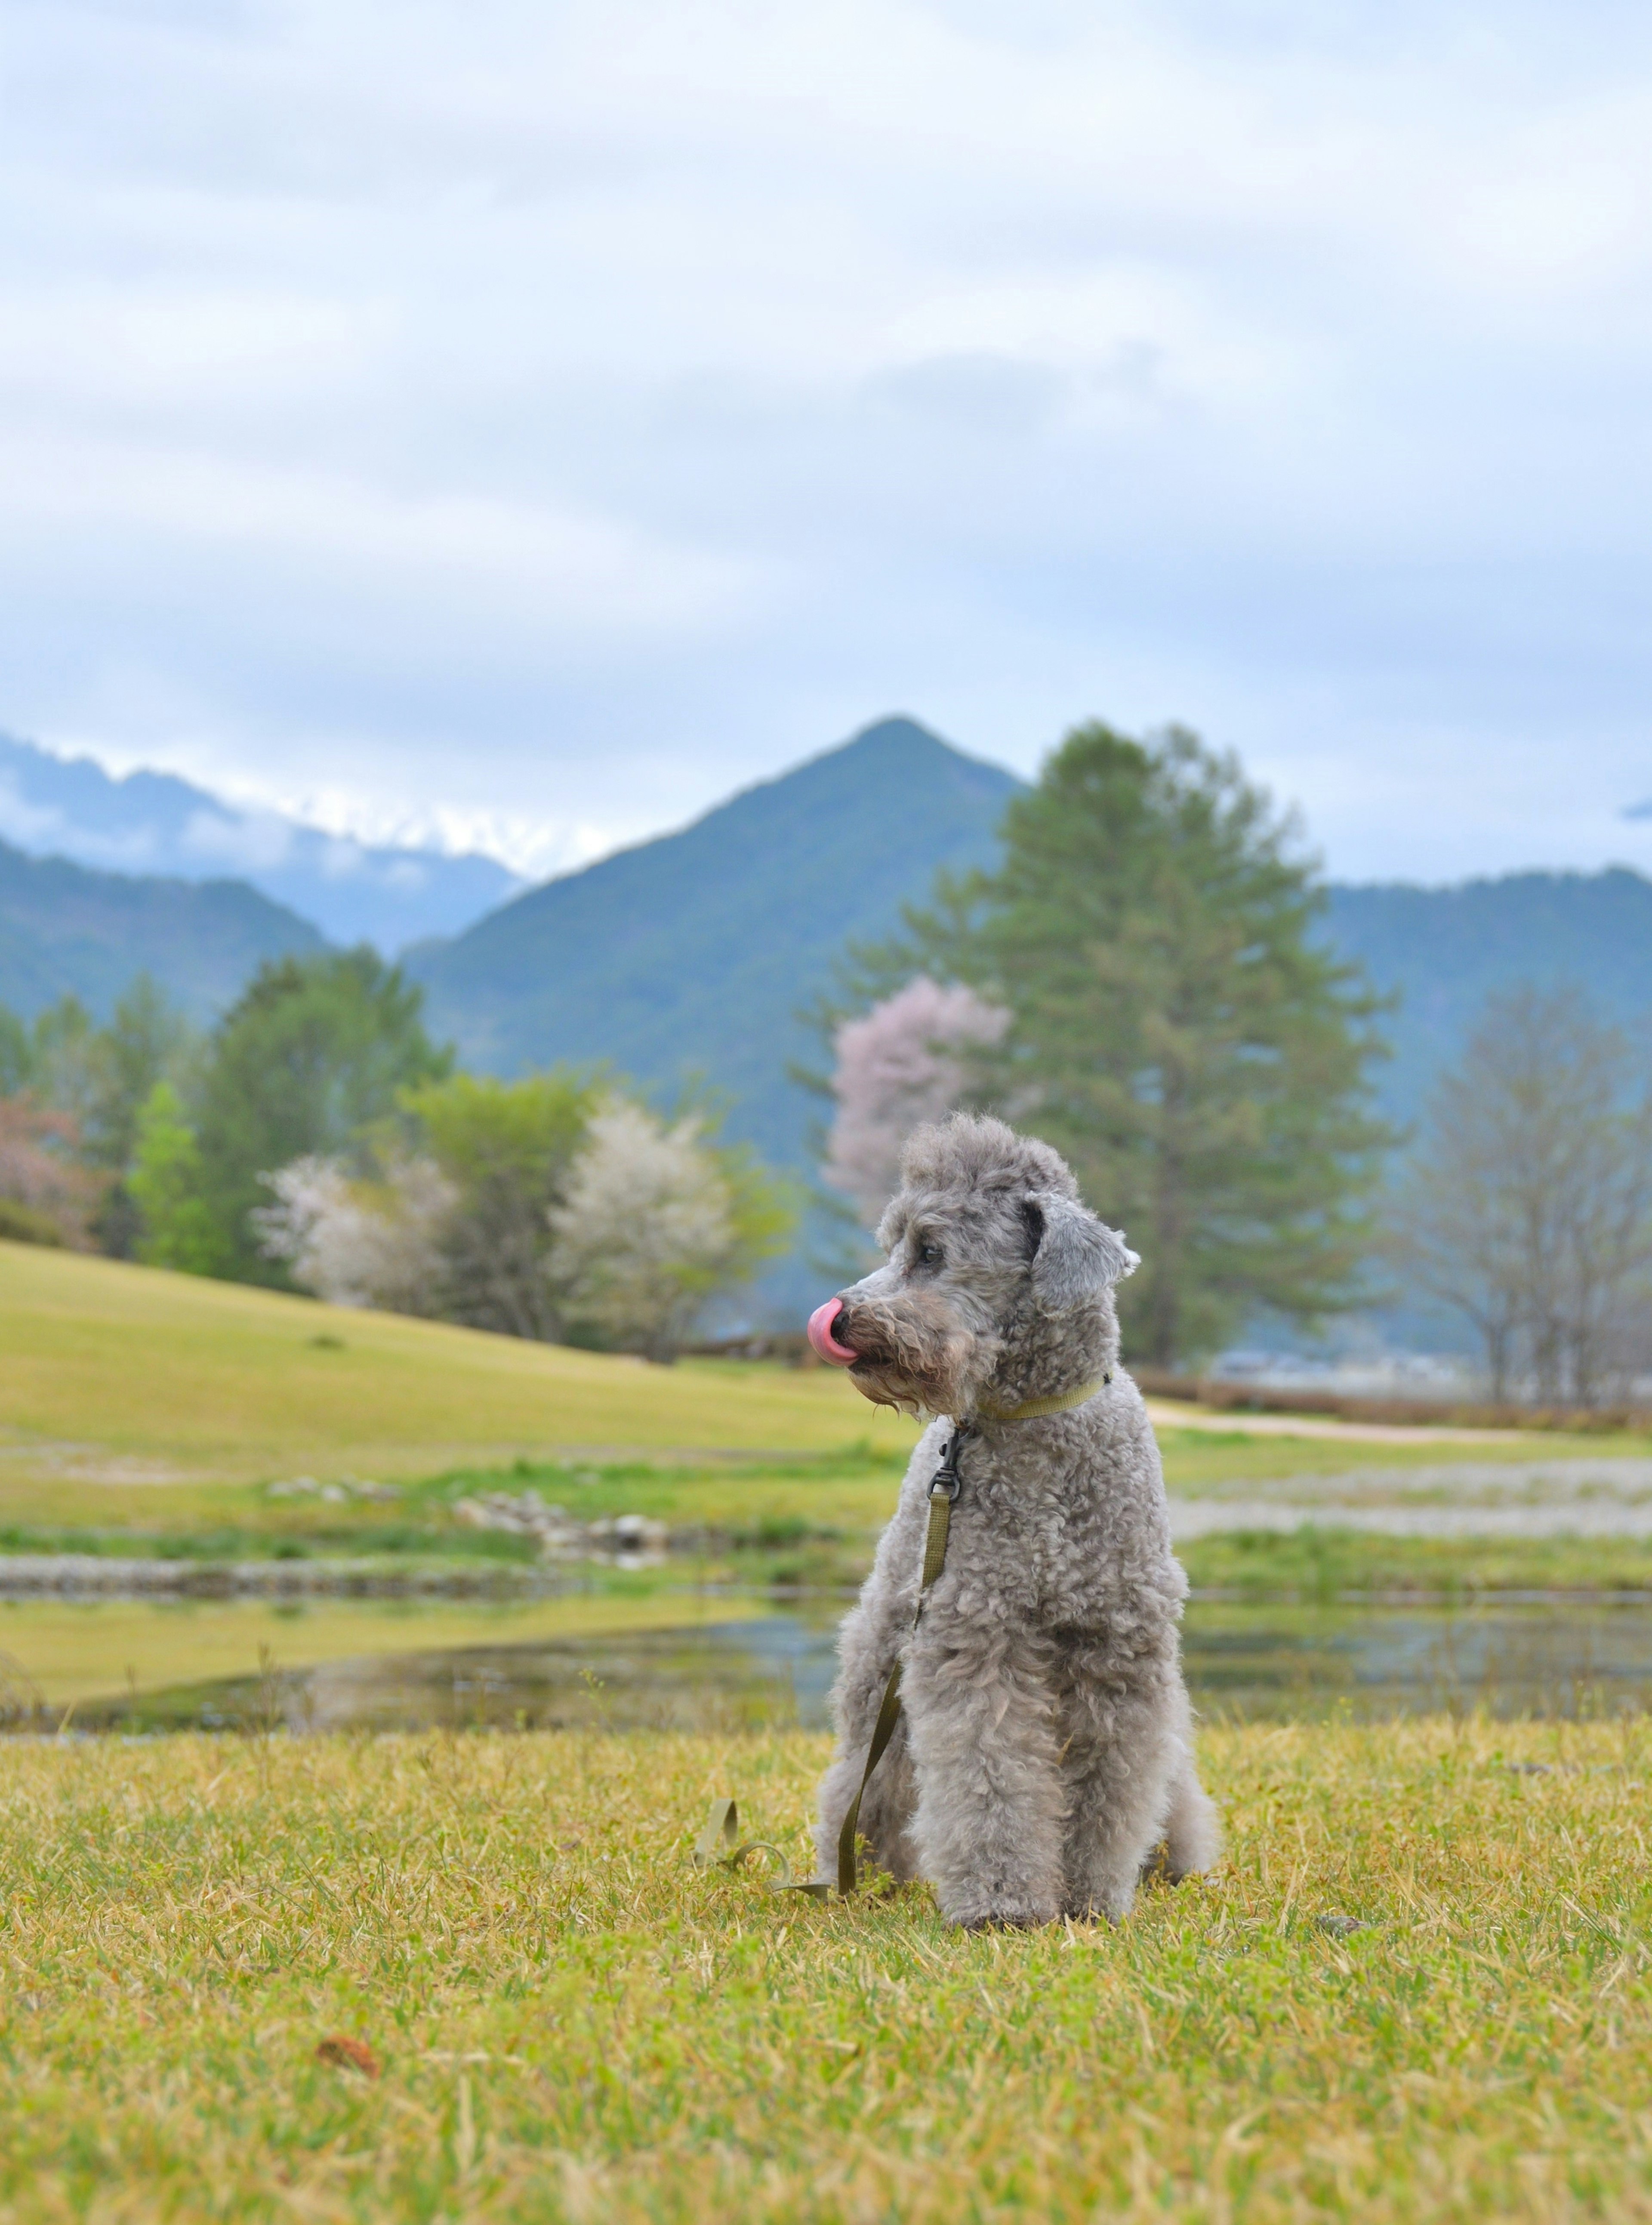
[823,978,1008,1232]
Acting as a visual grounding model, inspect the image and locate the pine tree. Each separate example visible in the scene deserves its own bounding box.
[907,723,1392,1365]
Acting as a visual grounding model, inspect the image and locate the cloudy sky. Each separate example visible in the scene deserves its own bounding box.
[4,0,1652,885]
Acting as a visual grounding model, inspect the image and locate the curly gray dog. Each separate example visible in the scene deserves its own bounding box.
[804,1113,1220,1928]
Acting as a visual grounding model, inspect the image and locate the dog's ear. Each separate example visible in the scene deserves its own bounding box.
[1023,1193,1138,1306]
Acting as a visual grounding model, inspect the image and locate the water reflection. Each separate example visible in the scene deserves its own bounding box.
[69,1599,1652,1733]
[1183,1602,1652,1720]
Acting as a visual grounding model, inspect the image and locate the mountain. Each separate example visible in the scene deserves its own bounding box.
[409,717,1023,1173]
[0,837,327,1022]
[411,718,1652,1170]
[0,731,520,950]
[1326,868,1652,1129]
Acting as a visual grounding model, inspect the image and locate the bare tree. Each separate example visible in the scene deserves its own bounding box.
[823,978,1008,1232]
[1394,985,1652,1405]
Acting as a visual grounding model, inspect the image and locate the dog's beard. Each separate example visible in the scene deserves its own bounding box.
[836,1294,996,1419]
[846,1354,943,1418]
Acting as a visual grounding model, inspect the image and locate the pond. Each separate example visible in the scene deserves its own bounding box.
[62,1596,1652,1734]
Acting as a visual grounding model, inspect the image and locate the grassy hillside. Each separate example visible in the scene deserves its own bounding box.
[0,1242,913,1493]
[0,834,325,1022]
[5,1719,1649,2222]
[408,718,1020,1171]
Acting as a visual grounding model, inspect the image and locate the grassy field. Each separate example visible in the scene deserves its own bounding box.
[3,1719,1649,2222]
[0,1241,918,1492]
[7,1239,1648,1511]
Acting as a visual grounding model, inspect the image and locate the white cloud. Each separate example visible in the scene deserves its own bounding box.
[1,0,1651,880]
[179,806,294,873]
[0,778,73,855]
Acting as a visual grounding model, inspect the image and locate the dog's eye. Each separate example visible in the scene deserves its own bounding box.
[916,1242,943,1268]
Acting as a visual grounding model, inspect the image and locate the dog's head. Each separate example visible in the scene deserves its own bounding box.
[807,1113,1137,1417]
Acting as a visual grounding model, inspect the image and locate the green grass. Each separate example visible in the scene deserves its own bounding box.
[8,1240,1649,1517]
[4,1719,1652,2222]
[1179,1527,1652,1599]
[1153,1424,1652,1491]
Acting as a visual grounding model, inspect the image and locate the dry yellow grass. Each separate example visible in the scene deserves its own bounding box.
[3,1718,1650,2222]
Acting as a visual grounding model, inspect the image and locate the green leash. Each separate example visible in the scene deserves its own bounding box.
[691,1797,824,1893]
[694,1375,1110,1901]
[830,1422,970,1895]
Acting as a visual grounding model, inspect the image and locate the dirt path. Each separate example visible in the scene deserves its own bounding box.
[1143,1399,1526,1446]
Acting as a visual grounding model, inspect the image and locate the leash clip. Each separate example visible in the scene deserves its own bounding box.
[927,1427,968,1502]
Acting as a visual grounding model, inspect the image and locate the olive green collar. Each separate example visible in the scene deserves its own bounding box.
[972,1372,1112,1423]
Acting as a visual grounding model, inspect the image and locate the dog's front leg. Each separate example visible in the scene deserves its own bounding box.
[903,1627,1067,1929]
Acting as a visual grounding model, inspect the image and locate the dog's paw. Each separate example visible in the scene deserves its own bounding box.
[950,1903,1057,1932]
[1063,1886,1137,1923]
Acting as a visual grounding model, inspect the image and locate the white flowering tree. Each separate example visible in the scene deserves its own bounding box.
[253,1153,455,1314]
[549,1100,788,1361]
[823,977,1008,1231]
[256,1083,791,1354]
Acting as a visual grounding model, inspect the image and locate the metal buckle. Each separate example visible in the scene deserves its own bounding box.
[928,1457,962,1502]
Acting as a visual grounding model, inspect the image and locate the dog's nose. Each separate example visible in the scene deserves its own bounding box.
[806,1297,859,1365]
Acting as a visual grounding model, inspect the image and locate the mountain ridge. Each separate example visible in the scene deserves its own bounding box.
[0,834,327,1021]
[1326,865,1652,1126]
[0,731,520,950]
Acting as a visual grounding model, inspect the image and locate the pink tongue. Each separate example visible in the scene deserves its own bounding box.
[807,1299,859,1365]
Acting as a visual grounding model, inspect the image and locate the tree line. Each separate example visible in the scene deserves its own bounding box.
[5,718,1651,1399]
[0,951,792,1362]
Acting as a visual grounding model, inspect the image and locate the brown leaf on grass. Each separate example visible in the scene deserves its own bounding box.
[316,2034,381,2078]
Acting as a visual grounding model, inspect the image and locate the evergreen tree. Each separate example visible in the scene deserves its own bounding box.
[82,977,197,1174]
[128,1082,220,1275]
[195,950,450,1282]
[903,723,1392,1364]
